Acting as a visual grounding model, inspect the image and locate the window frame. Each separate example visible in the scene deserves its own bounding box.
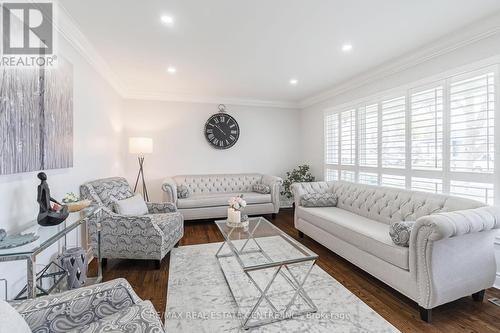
[323,62,500,205]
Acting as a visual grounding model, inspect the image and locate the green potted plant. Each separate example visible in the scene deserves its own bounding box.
[281,165,315,202]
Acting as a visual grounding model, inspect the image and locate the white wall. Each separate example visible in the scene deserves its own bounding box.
[0,32,124,299]
[122,100,301,201]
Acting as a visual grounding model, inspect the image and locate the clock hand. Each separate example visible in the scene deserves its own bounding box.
[215,124,226,136]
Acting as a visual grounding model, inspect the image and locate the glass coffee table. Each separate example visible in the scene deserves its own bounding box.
[215,217,318,329]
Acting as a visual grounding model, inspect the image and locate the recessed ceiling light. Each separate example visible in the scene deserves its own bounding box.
[289,79,298,85]
[167,66,177,74]
[161,15,174,25]
[342,43,353,52]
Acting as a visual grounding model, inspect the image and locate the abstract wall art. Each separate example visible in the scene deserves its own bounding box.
[0,58,73,175]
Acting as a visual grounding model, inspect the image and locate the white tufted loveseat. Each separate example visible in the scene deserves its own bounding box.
[291,180,500,322]
[162,173,282,220]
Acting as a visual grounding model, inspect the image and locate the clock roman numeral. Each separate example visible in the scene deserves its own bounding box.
[214,118,219,124]
[206,128,213,134]
[230,130,237,134]
[229,124,235,128]
[220,116,225,122]
[229,135,235,141]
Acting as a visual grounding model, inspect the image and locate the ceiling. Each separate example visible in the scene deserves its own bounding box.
[59,0,500,105]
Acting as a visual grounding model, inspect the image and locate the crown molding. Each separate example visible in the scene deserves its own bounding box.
[300,13,500,108]
[52,1,500,110]
[124,90,299,109]
[50,1,299,109]
[52,1,127,96]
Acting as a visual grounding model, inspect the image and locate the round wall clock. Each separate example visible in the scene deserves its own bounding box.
[204,104,240,149]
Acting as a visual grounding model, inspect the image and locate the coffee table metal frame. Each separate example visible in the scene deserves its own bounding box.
[215,217,318,330]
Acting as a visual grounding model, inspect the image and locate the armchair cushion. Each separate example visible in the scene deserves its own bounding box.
[0,299,31,333]
[114,194,148,216]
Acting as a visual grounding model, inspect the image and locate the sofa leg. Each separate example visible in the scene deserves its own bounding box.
[155,260,161,269]
[298,231,304,238]
[419,307,432,323]
[271,213,277,219]
[472,289,485,302]
[101,258,107,267]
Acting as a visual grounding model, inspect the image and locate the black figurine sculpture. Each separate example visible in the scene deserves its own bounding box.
[37,172,69,226]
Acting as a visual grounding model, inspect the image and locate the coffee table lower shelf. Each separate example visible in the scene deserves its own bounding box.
[215,240,317,330]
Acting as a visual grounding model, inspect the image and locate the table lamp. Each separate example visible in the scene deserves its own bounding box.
[129,137,153,201]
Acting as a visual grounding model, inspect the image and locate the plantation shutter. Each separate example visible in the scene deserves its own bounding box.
[411,87,443,170]
[359,104,378,167]
[449,73,495,173]
[325,113,339,165]
[340,109,356,165]
[381,96,406,168]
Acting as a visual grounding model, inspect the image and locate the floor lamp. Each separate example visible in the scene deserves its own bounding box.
[129,137,153,202]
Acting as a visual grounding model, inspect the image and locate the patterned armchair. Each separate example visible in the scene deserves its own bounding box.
[11,278,165,333]
[80,177,183,266]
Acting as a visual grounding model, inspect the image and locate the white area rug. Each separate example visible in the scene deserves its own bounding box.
[165,242,400,333]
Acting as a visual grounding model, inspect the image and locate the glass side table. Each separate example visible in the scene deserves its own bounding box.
[0,206,103,299]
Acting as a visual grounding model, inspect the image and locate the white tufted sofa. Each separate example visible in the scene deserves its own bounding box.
[291,180,500,322]
[162,173,282,220]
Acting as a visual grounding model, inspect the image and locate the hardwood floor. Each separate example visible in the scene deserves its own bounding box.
[91,210,500,333]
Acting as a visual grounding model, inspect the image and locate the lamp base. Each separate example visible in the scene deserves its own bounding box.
[133,156,149,202]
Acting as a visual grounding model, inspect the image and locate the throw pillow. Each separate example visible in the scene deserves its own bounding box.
[389,221,415,247]
[113,194,148,216]
[300,193,337,207]
[0,299,32,333]
[177,185,190,199]
[253,184,271,194]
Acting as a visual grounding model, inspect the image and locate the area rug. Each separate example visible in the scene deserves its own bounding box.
[165,241,400,333]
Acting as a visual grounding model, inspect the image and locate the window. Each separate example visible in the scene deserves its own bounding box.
[449,73,495,173]
[411,87,443,170]
[450,180,494,205]
[340,109,356,165]
[341,170,355,182]
[359,172,378,185]
[325,168,338,181]
[325,113,339,165]
[412,177,443,193]
[359,104,378,167]
[324,66,498,204]
[381,96,406,169]
[381,174,406,188]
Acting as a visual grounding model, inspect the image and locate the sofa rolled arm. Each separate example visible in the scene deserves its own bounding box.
[409,206,500,309]
[291,181,333,207]
[11,278,141,332]
[412,206,500,242]
[262,175,283,213]
[162,177,178,204]
[147,202,177,213]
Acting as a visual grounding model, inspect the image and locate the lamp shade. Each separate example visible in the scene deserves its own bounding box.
[129,137,153,155]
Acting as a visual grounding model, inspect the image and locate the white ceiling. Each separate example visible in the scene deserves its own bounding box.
[60,0,500,105]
